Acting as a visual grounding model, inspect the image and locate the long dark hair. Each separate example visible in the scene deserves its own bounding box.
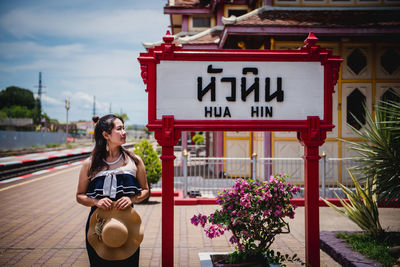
[88,114,139,178]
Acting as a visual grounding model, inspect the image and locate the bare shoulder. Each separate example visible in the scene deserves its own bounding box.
[131,154,145,169]
[135,154,144,164]
[81,157,92,171]
[127,150,143,165]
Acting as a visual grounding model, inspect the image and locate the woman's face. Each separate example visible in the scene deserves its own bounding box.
[107,118,126,146]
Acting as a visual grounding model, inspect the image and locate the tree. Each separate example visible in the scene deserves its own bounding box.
[115,112,129,122]
[3,105,33,118]
[0,86,36,109]
[345,94,400,205]
[0,110,7,119]
[142,126,151,138]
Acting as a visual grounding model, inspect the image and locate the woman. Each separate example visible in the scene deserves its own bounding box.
[76,114,149,266]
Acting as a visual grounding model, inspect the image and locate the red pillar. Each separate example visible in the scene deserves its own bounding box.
[155,116,180,267]
[160,146,175,267]
[298,117,326,267]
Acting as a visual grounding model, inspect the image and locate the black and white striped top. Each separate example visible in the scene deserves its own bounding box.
[86,156,142,200]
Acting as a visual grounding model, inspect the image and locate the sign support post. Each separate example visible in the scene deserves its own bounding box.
[154,116,180,267]
[298,116,326,267]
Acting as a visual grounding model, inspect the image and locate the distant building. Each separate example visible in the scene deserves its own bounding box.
[0,118,34,130]
[75,121,94,136]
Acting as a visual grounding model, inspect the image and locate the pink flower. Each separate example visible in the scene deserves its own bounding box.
[190,214,208,227]
[190,215,199,226]
[204,224,225,239]
[274,209,282,217]
[191,174,298,256]
[229,235,239,244]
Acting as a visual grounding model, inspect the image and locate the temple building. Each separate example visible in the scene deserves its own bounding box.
[144,0,400,180]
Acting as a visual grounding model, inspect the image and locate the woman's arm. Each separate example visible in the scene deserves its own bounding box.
[76,158,112,210]
[132,156,149,203]
[115,155,150,209]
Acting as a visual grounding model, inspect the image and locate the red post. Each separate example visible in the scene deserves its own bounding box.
[298,117,326,267]
[154,116,180,267]
[160,146,175,267]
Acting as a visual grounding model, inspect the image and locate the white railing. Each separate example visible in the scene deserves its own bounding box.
[153,154,358,199]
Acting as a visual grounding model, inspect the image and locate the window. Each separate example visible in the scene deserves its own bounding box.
[274,0,299,4]
[357,0,379,3]
[329,0,352,4]
[381,88,400,103]
[227,9,247,17]
[192,16,211,28]
[347,48,367,75]
[303,0,326,3]
[381,48,400,75]
[346,89,366,130]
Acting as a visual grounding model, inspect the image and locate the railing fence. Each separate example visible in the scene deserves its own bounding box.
[153,153,358,199]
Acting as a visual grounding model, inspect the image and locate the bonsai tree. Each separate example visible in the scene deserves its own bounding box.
[134,139,161,203]
[191,174,303,265]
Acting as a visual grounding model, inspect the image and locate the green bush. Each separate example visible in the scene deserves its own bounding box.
[192,133,204,145]
[134,139,161,185]
[0,110,7,118]
[1,105,32,118]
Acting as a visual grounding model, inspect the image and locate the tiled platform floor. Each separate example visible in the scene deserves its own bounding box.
[1,164,399,266]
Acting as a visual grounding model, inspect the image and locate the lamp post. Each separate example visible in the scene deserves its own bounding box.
[65,98,70,143]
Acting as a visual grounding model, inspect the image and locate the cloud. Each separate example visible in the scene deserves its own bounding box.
[0,42,141,79]
[40,94,63,106]
[63,90,110,114]
[0,8,169,44]
[0,1,167,124]
[0,42,85,59]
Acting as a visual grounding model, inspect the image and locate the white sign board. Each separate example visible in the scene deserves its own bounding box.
[156,61,324,121]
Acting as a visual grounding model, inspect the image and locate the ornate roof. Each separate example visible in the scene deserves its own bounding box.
[225,6,400,28]
[145,6,400,49]
[168,0,209,8]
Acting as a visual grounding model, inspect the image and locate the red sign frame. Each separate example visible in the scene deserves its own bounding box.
[139,32,341,133]
[138,32,342,267]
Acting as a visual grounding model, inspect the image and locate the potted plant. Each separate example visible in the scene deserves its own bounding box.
[191,174,304,266]
[133,139,161,203]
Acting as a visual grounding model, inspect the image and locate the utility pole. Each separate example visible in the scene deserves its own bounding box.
[93,96,96,117]
[109,103,112,114]
[65,98,70,143]
[34,72,46,123]
[38,72,42,101]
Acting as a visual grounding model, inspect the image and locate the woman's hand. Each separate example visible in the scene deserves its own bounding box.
[115,196,133,210]
[95,197,113,210]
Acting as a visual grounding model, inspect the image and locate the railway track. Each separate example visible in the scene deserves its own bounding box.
[0,143,135,181]
[0,152,90,181]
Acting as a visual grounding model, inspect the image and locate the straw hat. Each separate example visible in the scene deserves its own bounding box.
[87,205,144,260]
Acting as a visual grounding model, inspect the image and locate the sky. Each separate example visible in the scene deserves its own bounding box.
[0,0,170,125]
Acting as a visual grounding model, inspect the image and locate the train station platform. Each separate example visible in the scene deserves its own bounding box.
[0,159,399,266]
